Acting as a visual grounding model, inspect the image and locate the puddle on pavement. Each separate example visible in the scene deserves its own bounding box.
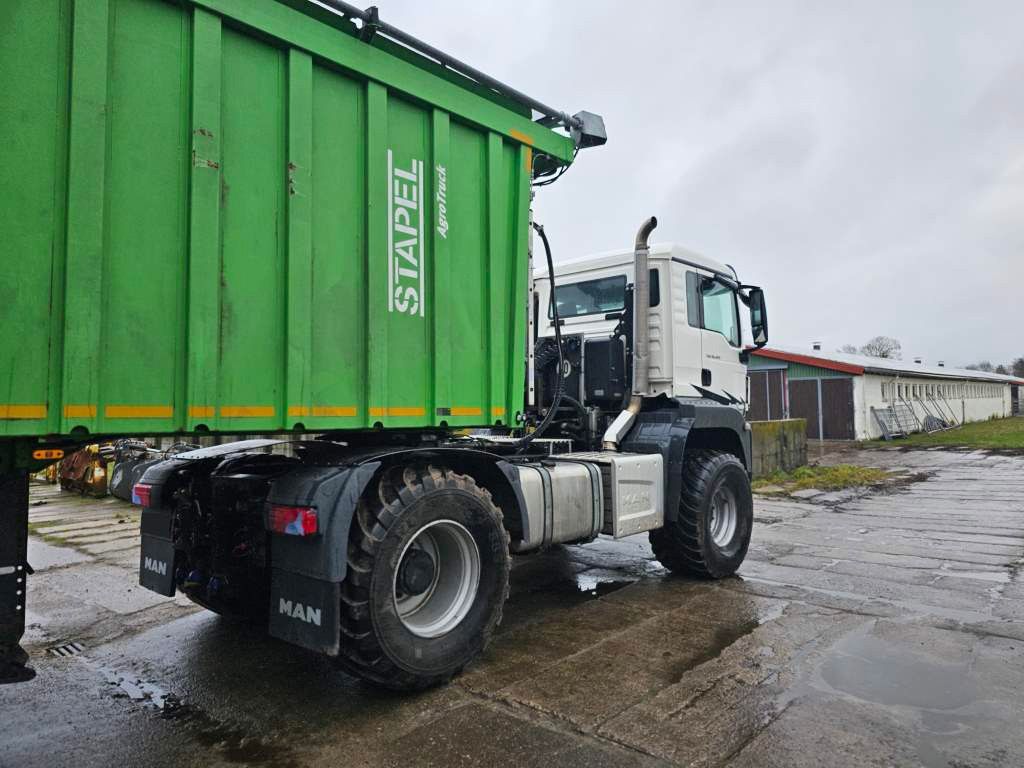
[573,570,636,597]
[665,617,763,681]
[506,565,637,611]
[660,598,785,681]
[819,627,977,710]
[811,622,982,768]
[86,658,299,767]
[157,696,299,767]
[505,543,643,613]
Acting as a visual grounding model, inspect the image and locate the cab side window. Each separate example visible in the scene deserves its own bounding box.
[685,271,740,347]
[685,272,701,328]
[701,279,740,346]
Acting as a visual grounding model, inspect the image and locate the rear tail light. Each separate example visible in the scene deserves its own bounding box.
[132,483,152,507]
[269,505,318,536]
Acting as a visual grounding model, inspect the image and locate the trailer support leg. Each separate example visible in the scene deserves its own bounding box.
[0,472,34,684]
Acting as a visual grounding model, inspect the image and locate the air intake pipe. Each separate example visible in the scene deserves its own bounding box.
[603,216,658,450]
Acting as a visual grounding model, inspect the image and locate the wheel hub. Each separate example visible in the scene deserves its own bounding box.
[397,549,436,596]
[392,519,481,639]
[709,485,739,548]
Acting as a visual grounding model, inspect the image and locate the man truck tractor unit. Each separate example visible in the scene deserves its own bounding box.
[0,0,768,688]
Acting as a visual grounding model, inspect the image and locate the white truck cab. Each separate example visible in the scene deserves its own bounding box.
[535,243,756,409]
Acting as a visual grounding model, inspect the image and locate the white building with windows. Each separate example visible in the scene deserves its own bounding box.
[748,345,1022,440]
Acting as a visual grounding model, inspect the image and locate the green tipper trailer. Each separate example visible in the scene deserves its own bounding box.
[1,0,611,684]
[3,0,765,694]
[1,0,579,444]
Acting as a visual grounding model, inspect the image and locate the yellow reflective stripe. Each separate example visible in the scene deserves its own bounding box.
[491,407,506,417]
[63,405,96,418]
[312,406,357,417]
[450,406,482,416]
[220,406,275,418]
[0,405,47,419]
[105,405,173,419]
[189,405,215,418]
[369,406,425,417]
[288,406,358,418]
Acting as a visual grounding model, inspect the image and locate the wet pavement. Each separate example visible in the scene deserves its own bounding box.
[3,447,1024,767]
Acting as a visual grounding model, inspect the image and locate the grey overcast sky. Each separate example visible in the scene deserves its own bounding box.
[373,0,1023,367]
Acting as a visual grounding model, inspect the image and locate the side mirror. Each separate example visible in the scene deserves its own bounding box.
[749,287,768,347]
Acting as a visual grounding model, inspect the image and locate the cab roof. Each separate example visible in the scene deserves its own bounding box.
[535,243,735,281]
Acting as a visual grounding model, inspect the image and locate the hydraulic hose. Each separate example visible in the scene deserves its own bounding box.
[517,222,565,453]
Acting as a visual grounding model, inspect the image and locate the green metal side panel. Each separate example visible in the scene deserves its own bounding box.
[0,0,71,436]
[785,363,853,380]
[0,0,558,440]
[747,357,854,380]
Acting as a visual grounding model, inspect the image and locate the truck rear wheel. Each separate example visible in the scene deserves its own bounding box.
[337,465,510,690]
[650,450,752,579]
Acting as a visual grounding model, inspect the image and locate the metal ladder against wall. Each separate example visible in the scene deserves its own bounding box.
[873,398,919,439]
[915,394,947,433]
[936,392,962,427]
[872,406,905,439]
[924,394,957,431]
[894,397,922,434]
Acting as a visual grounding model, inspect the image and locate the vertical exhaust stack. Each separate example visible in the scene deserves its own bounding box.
[603,216,658,450]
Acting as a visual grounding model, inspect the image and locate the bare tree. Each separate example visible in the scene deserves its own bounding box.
[995,364,1009,375]
[1014,357,1024,378]
[859,336,902,359]
[838,344,859,354]
[966,361,994,372]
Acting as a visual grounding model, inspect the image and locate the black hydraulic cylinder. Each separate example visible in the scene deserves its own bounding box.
[0,472,34,683]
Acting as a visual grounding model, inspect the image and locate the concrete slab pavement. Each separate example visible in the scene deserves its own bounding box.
[3,447,1024,767]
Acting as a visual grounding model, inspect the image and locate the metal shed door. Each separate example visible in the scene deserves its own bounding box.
[747,370,786,421]
[788,380,819,439]
[821,379,855,439]
[788,377,855,439]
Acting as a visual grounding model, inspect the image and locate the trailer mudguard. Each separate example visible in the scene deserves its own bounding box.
[266,449,532,582]
[620,397,751,523]
[264,449,530,654]
[266,462,382,583]
[264,462,378,654]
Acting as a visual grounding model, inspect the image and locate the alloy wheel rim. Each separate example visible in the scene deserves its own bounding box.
[393,519,481,638]
[709,485,738,548]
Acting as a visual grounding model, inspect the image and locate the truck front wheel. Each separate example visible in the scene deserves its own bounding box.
[337,465,510,690]
[650,450,752,579]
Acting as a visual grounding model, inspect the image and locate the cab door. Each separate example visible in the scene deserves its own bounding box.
[671,263,705,395]
[692,271,747,406]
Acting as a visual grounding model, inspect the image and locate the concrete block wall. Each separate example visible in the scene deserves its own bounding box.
[750,419,807,478]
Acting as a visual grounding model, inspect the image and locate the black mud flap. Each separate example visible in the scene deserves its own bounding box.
[139,535,176,596]
[268,569,340,656]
